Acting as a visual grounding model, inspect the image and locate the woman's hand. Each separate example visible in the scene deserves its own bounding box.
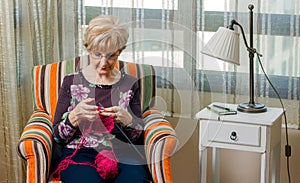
[100,106,133,127]
[68,98,99,127]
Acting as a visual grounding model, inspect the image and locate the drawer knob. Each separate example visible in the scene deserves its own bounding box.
[230,131,238,141]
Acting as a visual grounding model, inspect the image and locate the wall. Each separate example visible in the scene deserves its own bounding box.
[168,116,300,183]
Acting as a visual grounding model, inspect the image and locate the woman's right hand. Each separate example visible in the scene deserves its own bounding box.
[68,98,99,127]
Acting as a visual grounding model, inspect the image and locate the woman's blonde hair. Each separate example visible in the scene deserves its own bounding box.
[83,16,128,53]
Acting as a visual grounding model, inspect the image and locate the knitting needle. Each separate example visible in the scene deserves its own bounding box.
[98,102,145,160]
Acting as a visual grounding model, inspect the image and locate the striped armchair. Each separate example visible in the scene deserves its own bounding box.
[17,55,178,183]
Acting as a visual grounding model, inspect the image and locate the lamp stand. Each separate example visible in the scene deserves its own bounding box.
[237,4,267,113]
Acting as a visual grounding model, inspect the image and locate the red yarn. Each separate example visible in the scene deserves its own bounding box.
[92,116,115,133]
[51,115,118,181]
[102,116,115,133]
[95,150,119,180]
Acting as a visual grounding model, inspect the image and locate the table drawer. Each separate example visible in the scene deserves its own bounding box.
[207,121,261,147]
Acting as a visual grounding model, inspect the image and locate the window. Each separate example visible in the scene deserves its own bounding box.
[82,0,300,97]
[197,1,300,77]
[80,0,300,127]
[83,0,183,67]
[84,0,178,10]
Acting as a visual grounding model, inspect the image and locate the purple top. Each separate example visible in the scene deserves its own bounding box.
[53,70,144,156]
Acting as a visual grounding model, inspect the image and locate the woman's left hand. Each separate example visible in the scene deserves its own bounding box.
[99,106,133,126]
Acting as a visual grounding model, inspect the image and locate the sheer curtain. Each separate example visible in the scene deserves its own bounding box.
[82,0,201,118]
[83,0,300,128]
[0,1,23,182]
[0,0,83,182]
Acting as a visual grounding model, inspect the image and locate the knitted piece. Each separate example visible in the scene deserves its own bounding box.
[93,115,118,180]
[52,115,117,181]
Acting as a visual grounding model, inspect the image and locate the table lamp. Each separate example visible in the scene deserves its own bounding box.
[201,4,267,113]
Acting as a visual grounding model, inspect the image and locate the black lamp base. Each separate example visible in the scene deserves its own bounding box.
[237,102,267,113]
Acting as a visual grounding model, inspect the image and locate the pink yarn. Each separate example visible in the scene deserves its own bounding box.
[52,115,118,181]
[92,108,115,133]
[100,116,115,133]
[95,150,118,180]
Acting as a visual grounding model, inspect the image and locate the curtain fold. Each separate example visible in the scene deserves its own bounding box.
[0,1,24,182]
[0,0,82,182]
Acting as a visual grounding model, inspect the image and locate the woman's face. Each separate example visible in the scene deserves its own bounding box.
[89,50,120,75]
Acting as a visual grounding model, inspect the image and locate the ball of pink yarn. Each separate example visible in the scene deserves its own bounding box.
[95,150,118,180]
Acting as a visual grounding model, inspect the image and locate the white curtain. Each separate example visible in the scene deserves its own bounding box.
[86,0,300,127]
[0,0,83,182]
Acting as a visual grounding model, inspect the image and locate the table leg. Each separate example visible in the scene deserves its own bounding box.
[272,142,281,183]
[199,146,207,183]
[212,147,220,183]
[261,149,271,183]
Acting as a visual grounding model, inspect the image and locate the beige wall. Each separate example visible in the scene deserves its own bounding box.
[169,117,300,183]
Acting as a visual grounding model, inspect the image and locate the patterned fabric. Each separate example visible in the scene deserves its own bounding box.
[17,55,178,183]
[17,110,53,183]
[143,110,178,183]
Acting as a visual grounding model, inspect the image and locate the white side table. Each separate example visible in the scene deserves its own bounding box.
[196,103,283,183]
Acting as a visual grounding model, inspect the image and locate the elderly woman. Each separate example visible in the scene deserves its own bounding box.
[51,16,152,183]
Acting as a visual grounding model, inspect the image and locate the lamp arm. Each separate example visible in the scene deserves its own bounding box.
[229,20,250,50]
[229,20,259,56]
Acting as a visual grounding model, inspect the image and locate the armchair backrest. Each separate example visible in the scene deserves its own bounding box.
[31,55,156,121]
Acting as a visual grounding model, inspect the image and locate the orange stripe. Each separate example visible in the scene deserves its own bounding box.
[162,138,177,182]
[144,122,173,137]
[49,63,58,118]
[162,157,171,182]
[24,140,36,183]
[24,125,52,138]
[34,66,43,110]
[31,111,52,121]
[22,134,50,150]
[142,110,161,118]
[165,138,177,156]
[127,62,137,77]
[23,134,51,160]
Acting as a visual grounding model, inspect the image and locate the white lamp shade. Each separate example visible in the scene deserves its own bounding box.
[201,27,240,65]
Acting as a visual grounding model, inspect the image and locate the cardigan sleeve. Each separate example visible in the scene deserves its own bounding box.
[121,79,144,143]
[53,75,79,144]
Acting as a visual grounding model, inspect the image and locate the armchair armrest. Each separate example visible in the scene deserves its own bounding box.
[17,110,53,183]
[143,109,179,183]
